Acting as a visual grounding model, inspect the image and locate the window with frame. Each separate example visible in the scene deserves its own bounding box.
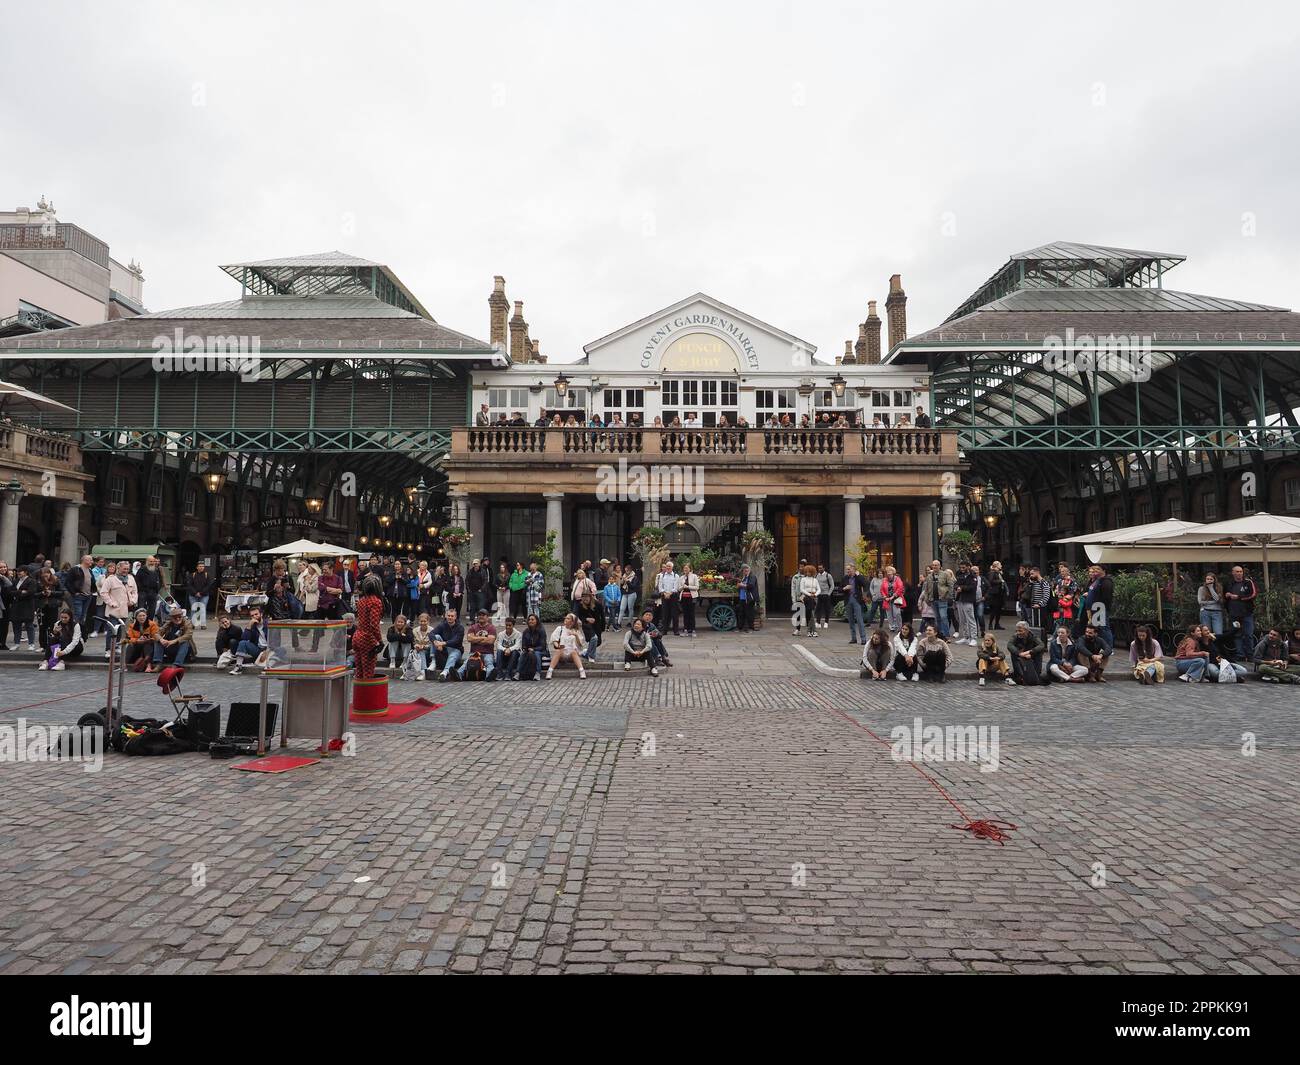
[487,386,529,419]
[1201,493,1218,520]
[1285,478,1300,511]
[213,494,226,522]
[109,475,126,507]
[1168,498,1184,520]
[755,388,797,422]
[1138,500,1153,524]
[184,486,198,517]
[1242,493,1257,515]
[543,387,586,410]
[242,496,254,526]
[148,474,162,512]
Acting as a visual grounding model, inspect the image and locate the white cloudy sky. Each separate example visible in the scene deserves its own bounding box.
[5,0,1298,358]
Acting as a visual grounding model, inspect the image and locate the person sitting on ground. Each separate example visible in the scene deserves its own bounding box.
[121,607,160,671]
[1008,621,1047,686]
[152,605,195,671]
[460,609,497,680]
[623,618,660,676]
[917,624,951,682]
[431,608,465,681]
[861,627,893,680]
[1076,623,1110,682]
[386,614,414,673]
[977,632,1013,686]
[230,608,269,674]
[38,606,85,671]
[495,616,522,680]
[1047,626,1088,683]
[639,609,672,666]
[519,613,547,680]
[213,614,242,669]
[1195,623,1243,683]
[1174,628,1212,682]
[411,613,433,680]
[892,622,920,681]
[1253,627,1300,683]
[547,613,587,679]
[1129,624,1165,684]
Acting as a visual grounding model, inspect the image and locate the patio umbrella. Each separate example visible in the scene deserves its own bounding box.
[259,538,331,557]
[0,378,78,416]
[1050,518,1202,545]
[1138,512,1300,593]
[312,541,360,557]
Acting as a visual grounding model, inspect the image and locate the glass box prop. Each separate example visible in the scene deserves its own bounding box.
[264,620,348,676]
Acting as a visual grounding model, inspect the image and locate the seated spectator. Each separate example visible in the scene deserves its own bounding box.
[1174,628,1211,682]
[152,606,194,670]
[861,627,893,680]
[639,609,672,667]
[892,622,920,681]
[1193,623,1245,683]
[214,614,242,669]
[230,608,269,674]
[1047,626,1087,682]
[38,607,85,671]
[519,613,548,680]
[460,609,497,680]
[977,633,1012,686]
[577,592,604,661]
[432,608,465,681]
[495,616,522,680]
[547,614,587,679]
[1254,627,1300,684]
[917,624,951,682]
[386,614,414,673]
[622,618,660,675]
[122,608,160,671]
[1128,625,1165,684]
[1076,624,1110,682]
[1008,622,1047,686]
[411,613,434,680]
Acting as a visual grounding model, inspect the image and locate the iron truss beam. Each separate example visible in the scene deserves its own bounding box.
[76,427,452,454]
[958,423,1300,451]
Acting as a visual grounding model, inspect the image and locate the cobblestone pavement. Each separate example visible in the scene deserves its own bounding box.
[0,629,1296,974]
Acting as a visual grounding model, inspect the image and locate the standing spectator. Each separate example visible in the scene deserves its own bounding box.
[430,564,448,618]
[618,563,639,629]
[317,561,344,620]
[67,554,97,632]
[1197,572,1224,635]
[880,566,906,632]
[841,563,868,644]
[493,562,511,621]
[186,561,213,629]
[1020,565,1052,639]
[954,562,979,645]
[0,560,13,650]
[1047,626,1088,683]
[735,564,758,632]
[446,564,465,617]
[921,560,953,639]
[98,561,137,658]
[525,561,545,620]
[602,572,623,631]
[509,562,528,620]
[985,560,1008,630]
[1007,621,1047,686]
[466,559,486,618]
[296,560,321,618]
[1078,564,1115,650]
[1129,624,1165,684]
[863,568,884,630]
[415,560,433,617]
[971,563,986,637]
[88,556,109,635]
[135,556,163,622]
[814,563,834,630]
[1051,562,1080,634]
[679,562,700,636]
[36,569,64,653]
[797,564,820,637]
[654,561,681,635]
[1223,565,1257,660]
[9,565,39,651]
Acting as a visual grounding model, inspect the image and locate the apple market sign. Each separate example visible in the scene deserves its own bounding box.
[640,317,758,371]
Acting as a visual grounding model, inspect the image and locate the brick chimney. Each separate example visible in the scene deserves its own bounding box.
[530,338,546,365]
[853,323,868,364]
[885,275,907,351]
[842,339,855,365]
[488,275,509,348]
[865,300,882,364]
[509,300,528,363]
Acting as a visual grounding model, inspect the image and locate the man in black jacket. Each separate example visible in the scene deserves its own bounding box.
[135,556,163,623]
[736,564,760,632]
[841,563,868,644]
[186,562,214,629]
[432,608,466,680]
[466,560,486,619]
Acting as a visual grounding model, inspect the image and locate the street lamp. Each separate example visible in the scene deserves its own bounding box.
[1,479,24,506]
[553,371,570,399]
[304,496,325,514]
[359,536,369,546]
[426,524,439,538]
[377,514,392,528]
[404,477,430,510]
[202,455,227,494]
[830,372,847,399]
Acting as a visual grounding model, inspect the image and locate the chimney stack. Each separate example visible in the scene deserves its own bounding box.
[885,275,907,351]
[530,338,546,364]
[488,275,509,348]
[865,300,882,364]
[842,339,855,365]
[509,300,528,363]
[854,323,868,364]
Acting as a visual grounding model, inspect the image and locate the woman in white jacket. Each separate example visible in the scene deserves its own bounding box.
[798,565,821,637]
[546,613,587,679]
[892,622,920,681]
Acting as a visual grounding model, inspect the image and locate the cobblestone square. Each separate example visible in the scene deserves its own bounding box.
[1,629,1295,975]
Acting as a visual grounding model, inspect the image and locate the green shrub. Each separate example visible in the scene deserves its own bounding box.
[539,597,570,623]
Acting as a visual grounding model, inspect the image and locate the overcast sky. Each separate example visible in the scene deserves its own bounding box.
[5,0,1298,359]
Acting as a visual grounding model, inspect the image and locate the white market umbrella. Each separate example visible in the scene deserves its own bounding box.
[259,538,331,557]
[1050,518,1202,545]
[0,379,78,416]
[1137,512,1300,593]
[313,541,360,557]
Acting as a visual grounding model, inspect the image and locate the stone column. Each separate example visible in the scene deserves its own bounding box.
[843,494,863,568]
[468,501,486,557]
[916,504,936,573]
[0,493,20,566]
[59,500,81,567]
[448,491,468,528]
[642,498,660,527]
[544,493,564,589]
[744,494,766,530]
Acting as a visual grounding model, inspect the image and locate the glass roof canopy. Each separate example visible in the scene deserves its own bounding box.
[219,252,431,320]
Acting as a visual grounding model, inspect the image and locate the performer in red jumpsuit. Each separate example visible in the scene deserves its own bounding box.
[353,574,384,680]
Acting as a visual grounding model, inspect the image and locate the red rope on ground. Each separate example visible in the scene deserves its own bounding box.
[0,677,151,715]
[790,679,1018,845]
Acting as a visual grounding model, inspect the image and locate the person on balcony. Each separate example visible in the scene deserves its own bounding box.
[475,403,491,427]
[915,406,932,428]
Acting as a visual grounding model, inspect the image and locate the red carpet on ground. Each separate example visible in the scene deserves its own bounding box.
[348,698,444,725]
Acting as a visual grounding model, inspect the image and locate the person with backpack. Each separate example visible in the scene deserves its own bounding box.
[460,609,497,680]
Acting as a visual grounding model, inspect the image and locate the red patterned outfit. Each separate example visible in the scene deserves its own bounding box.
[353,593,384,680]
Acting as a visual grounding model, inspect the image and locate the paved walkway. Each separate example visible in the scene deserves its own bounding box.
[0,628,1296,974]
